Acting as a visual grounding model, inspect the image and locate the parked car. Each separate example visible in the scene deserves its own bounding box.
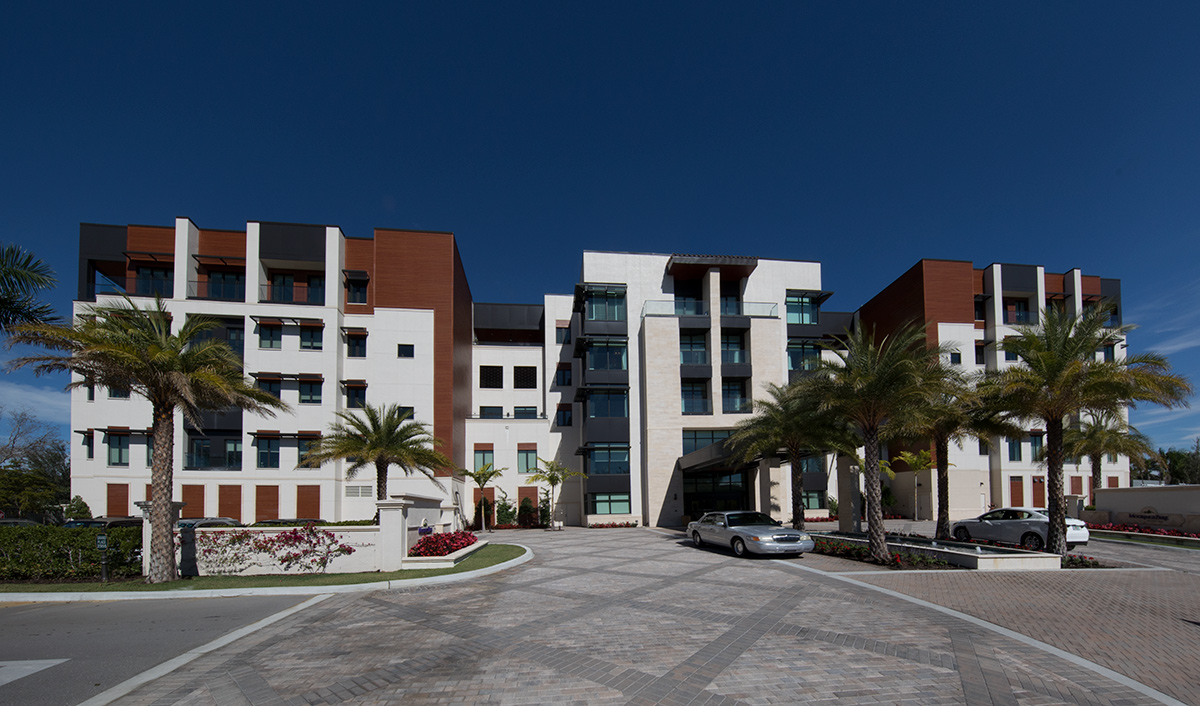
[951,507,1089,551]
[63,517,143,528]
[687,511,815,557]
[177,517,242,529]
[0,518,40,527]
[249,518,325,527]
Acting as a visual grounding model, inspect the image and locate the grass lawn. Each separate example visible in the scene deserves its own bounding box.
[0,543,525,593]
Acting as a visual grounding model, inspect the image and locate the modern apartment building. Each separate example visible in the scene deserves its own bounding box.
[69,219,1128,528]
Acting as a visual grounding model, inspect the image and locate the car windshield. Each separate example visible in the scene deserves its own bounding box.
[726,512,778,527]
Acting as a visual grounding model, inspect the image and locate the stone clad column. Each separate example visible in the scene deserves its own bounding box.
[376,497,412,571]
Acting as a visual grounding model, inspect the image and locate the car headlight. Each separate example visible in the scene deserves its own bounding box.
[798,534,811,541]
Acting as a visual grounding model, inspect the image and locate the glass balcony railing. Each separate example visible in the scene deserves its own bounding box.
[189,279,246,301]
[682,400,711,415]
[88,276,175,299]
[723,398,752,414]
[680,350,709,365]
[259,283,325,305]
[721,349,747,364]
[674,300,707,316]
[184,453,243,470]
[1003,311,1033,325]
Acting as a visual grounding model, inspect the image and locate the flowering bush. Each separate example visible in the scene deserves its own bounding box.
[409,530,478,557]
[255,525,355,573]
[588,521,638,528]
[1062,554,1103,569]
[1087,522,1200,539]
[194,529,263,575]
[812,537,952,569]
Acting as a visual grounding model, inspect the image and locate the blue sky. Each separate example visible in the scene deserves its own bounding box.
[3,3,1200,449]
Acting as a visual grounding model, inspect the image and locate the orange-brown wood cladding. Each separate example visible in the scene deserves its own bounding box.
[198,229,246,258]
[107,483,130,517]
[127,225,174,254]
[344,237,375,313]
[1081,275,1102,296]
[518,486,539,508]
[973,268,985,295]
[296,485,321,519]
[859,260,975,346]
[181,485,205,519]
[1044,272,1066,295]
[256,485,279,522]
[219,485,242,522]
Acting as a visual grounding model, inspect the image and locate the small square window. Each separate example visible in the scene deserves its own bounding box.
[300,327,323,350]
[479,406,503,419]
[949,351,962,366]
[554,365,572,387]
[397,406,415,420]
[346,280,367,304]
[397,344,415,358]
[299,381,322,404]
[108,387,130,399]
[259,379,281,398]
[514,406,538,419]
[555,326,571,344]
[479,366,503,389]
[259,325,282,349]
[979,439,989,456]
[555,406,572,427]
[514,366,538,389]
[346,386,366,409]
[1005,348,1018,362]
[347,335,366,358]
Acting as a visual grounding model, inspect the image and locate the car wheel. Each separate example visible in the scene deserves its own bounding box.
[953,527,971,541]
[1067,543,1077,551]
[732,538,748,557]
[692,531,704,548]
[1021,532,1045,552]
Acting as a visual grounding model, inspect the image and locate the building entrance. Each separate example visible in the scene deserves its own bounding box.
[682,469,750,519]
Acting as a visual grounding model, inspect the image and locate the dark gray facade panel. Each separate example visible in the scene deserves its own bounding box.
[581,369,629,386]
[259,223,325,262]
[678,364,712,379]
[676,315,710,330]
[581,319,628,336]
[585,474,631,495]
[719,315,751,330]
[581,418,630,446]
[473,303,545,331]
[78,223,128,299]
[721,363,753,379]
[1001,264,1038,292]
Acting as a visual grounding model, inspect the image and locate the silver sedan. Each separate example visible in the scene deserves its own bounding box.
[688,511,815,557]
[951,507,1089,551]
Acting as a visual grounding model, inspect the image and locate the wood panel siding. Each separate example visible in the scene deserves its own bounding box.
[256,485,279,522]
[1032,476,1046,508]
[107,483,130,517]
[517,486,539,508]
[126,225,174,255]
[1009,477,1023,507]
[219,485,242,522]
[1081,275,1102,297]
[973,268,985,296]
[857,259,974,346]
[344,237,375,314]
[198,229,246,258]
[181,485,205,519]
[296,485,321,519]
[1070,476,1083,496]
[1044,272,1066,295]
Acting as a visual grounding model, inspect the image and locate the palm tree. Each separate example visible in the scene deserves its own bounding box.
[1,243,58,330]
[1062,410,1156,506]
[730,381,855,530]
[8,297,289,583]
[299,404,451,508]
[529,457,585,529]
[808,323,945,563]
[982,304,1191,555]
[459,463,504,532]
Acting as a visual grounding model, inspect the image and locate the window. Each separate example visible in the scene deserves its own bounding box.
[721,333,746,364]
[208,271,245,301]
[587,444,629,475]
[1007,437,1022,462]
[474,448,494,471]
[786,293,817,325]
[136,267,172,297]
[585,290,626,321]
[787,340,821,371]
[299,381,322,404]
[346,386,366,409]
[108,387,130,399]
[1004,298,1031,325]
[83,432,94,460]
[554,364,572,387]
[803,490,826,510]
[259,324,282,349]
[1102,344,1115,362]
[949,351,962,366]
[589,492,631,515]
[514,406,538,419]
[227,327,244,357]
[555,326,571,344]
[514,366,538,389]
[587,340,627,370]
[345,485,372,498]
[683,429,732,455]
[346,280,367,304]
[107,434,129,466]
[271,273,294,302]
[518,448,537,473]
[674,295,704,316]
[681,380,710,415]
[1005,347,1018,362]
[306,275,325,305]
[397,344,414,358]
[555,405,572,427]
[974,299,986,321]
[299,437,319,464]
[299,327,323,350]
[225,439,242,467]
[87,383,94,401]
[146,436,153,466]
[257,438,280,468]
[587,390,628,418]
[479,365,503,389]
[1030,435,1043,460]
[347,335,366,358]
[720,283,741,316]
[397,406,414,420]
[258,379,281,398]
[979,439,989,456]
[722,379,750,413]
[479,406,503,419]
[975,343,986,365]
[680,334,708,365]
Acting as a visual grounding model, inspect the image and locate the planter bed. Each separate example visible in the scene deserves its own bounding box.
[813,532,1061,571]
[404,539,489,570]
[1090,530,1200,549]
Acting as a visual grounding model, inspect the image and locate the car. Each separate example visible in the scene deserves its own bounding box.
[249,518,325,527]
[0,518,40,527]
[951,507,1089,552]
[687,510,815,557]
[62,517,143,528]
[176,517,242,529]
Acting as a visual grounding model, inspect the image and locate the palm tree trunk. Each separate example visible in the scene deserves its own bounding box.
[788,452,805,530]
[1045,416,1067,556]
[147,403,177,583]
[373,460,389,524]
[935,436,951,540]
[862,427,888,563]
[1089,453,1103,507]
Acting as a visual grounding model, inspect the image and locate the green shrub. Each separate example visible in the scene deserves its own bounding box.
[826,496,839,516]
[0,526,142,581]
[538,489,551,526]
[517,497,537,527]
[495,493,517,526]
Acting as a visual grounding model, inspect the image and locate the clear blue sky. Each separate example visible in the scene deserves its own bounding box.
[3,3,1199,449]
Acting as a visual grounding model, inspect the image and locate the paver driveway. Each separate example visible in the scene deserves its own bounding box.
[108,528,1192,706]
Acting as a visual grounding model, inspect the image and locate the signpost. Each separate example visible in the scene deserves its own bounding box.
[97,533,108,583]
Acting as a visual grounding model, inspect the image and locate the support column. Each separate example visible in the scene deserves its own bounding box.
[376,498,412,572]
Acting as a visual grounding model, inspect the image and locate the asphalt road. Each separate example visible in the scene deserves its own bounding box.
[0,595,308,706]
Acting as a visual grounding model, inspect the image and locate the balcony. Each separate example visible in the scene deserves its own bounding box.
[722,301,778,318]
[1003,311,1033,325]
[184,452,243,471]
[680,350,709,365]
[259,283,325,305]
[723,398,752,414]
[88,276,175,299]
[189,279,246,302]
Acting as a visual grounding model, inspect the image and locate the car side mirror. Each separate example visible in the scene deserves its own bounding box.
[715,521,725,527]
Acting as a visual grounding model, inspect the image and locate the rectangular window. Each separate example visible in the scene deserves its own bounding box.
[787,340,821,372]
[1007,437,1022,462]
[225,439,242,468]
[722,379,750,414]
[299,437,319,464]
[555,326,571,344]
[345,485,372,498]
[786,293,817,325]
[586,290,626,321]
[208,271,245,301]
[587,340,628,370]
[346,280,367,304]
[681,380,710,415]
[1030,435,1043,460]
[474,448,494,471]
[257,438,280,468]
[1107,452,1117,463]
[514,406,538,419]
[587,391,628,418]
[146,436,153,466]
[271,273,294,303]
[84,432,94,460]
[258,379,281,398]
[680,334,708,365]
[87,383,94,401]
[974,299,986,321]
[1005,348,1018,362]
[188,437,211,468]
[720,333,747,365]
[949,351,962,365]
[346,386,366,409]
[1103,344,1115,362]
[682,429,732,455]
[975,343,986,365]
[554,364,572,387]
[555,405,572,427]
[108,434,130,467]
[108,387,130,399]
[136,266,173,297]
[299,327,323,350]
[479,406,503,419]
[587,444,630,475]
[259,324,282,349]
[347,335,366,358]
[299,381,322,404]
[513,366,538,389]
[306,275,324,305]
[979,439,989,456]
[397,344,414,358]
[479,365,503,389]
[518,448,537,473]
[589,492,631,515]
[397,406,414,420]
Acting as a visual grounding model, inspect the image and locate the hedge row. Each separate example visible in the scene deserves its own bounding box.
[0,526,143,581]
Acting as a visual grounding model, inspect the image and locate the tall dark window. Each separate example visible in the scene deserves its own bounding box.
[587,341,627,370]
[787,340,820,371]
[722,379,749,413]
[587,391,628,418]
[720,333,746,364]
[208,271,245,300]
[306,275,324,304]
[347,334,366,358]
[586,290,626,321]
[347,386,366,409]
[347,280,367,304]
[679,334,708,365]
[479,366,503,389]
[271,273,294,303]
[137,267,172,297]
[555,326,571,344]
[258,438,280,468]
[300,327,323,350]
[681,380,710,415]
[107,434,129,466]
[554,364,572,387]
[555,405,572,427]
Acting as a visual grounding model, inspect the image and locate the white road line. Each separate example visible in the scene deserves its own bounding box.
[0,659,68,687]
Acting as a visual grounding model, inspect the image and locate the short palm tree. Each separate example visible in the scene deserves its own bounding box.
[0,243,58,330]
[529,457,585,529]
[808,323,946,563]
[299,404,451,509]
[459,463,504,532]
[1063,410,1156,505]
[982,304,1191,555]
[8,297,289,583]
[730,381,856,530]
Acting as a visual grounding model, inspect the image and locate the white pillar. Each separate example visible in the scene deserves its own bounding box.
[376,498,412,571]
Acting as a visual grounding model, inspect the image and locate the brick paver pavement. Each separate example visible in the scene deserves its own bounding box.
[105,528,1191,706]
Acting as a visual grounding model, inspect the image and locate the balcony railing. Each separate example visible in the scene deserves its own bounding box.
[189,279,246,301]
[722,301,779,317]
[1003,311,1033,325]
[184,453,243,470]
[259,283,325,305]
[680,350,709,365]
[721,349,747,364]
[682,400,711,415]
[88,276,175,299]
[723,399,752,414]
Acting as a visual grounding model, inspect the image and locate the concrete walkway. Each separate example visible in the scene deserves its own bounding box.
[96,527,1197,706]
